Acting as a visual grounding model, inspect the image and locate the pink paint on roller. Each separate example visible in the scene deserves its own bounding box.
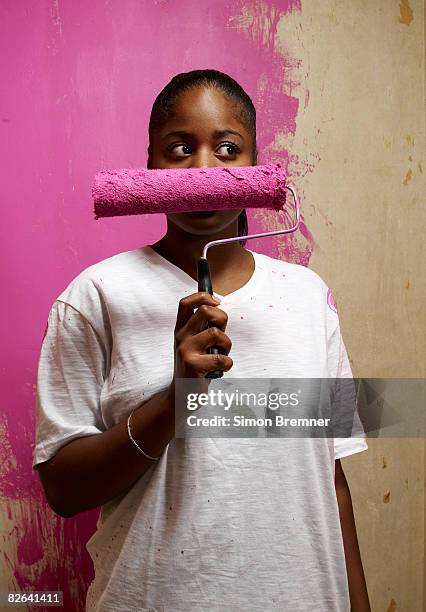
[92,163,287,219]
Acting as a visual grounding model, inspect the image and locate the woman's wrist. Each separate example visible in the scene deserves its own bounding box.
[129,385,175,459]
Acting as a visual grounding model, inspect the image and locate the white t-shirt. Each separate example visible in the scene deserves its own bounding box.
[32,245,368,612]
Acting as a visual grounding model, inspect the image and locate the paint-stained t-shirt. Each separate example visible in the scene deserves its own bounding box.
[32,245,368,612]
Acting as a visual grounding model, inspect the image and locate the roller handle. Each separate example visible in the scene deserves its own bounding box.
[197,258,224,379]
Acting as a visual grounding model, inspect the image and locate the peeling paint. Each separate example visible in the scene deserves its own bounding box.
[387,597,397,612]
[402,168,413,185]
[398,0,413,26]
[0,497,91,610]
[225,0,314,266]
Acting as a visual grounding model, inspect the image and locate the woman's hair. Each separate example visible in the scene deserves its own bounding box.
[147,69,258,248]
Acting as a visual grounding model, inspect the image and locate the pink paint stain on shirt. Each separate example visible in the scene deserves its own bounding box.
[327,288,338,313]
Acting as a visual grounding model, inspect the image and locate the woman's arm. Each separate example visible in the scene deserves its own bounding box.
[335,459,371,612]
[36,385,175,518]
[36,291,233,519]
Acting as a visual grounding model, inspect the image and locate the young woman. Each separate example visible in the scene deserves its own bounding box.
[33,69,370,611]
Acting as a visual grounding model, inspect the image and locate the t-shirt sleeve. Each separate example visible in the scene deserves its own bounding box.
[320,281,368,461]
[32,300,107,469]
[327,321,368,460]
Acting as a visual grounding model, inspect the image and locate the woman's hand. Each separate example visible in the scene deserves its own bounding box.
[173,291,233,379]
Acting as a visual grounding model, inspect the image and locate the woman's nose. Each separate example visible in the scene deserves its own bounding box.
[189,149,220,169]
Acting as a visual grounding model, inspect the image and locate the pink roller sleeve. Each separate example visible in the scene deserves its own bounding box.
[92,163,287,219]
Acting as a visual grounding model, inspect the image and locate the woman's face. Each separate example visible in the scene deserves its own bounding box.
[149,86,255,236]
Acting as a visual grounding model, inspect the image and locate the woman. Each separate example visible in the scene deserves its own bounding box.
[33,69,370,611]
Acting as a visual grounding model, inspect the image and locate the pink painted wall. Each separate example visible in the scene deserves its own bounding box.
[1,1,310,608]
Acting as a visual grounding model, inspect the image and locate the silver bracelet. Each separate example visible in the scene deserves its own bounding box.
[126,408,161,461]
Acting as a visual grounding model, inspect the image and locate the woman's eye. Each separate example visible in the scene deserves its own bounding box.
[168,142,241,158]
[217,143,240,157]
[170,144,192,157]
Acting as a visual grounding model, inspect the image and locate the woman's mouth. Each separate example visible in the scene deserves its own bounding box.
[186,210,217,217]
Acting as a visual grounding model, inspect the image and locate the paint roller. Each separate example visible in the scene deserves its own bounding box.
[92,163,300,378]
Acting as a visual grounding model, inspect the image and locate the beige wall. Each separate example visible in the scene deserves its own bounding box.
[279,1,425,610]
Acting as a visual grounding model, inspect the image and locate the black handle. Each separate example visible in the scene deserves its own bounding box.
[197,257,224,379]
